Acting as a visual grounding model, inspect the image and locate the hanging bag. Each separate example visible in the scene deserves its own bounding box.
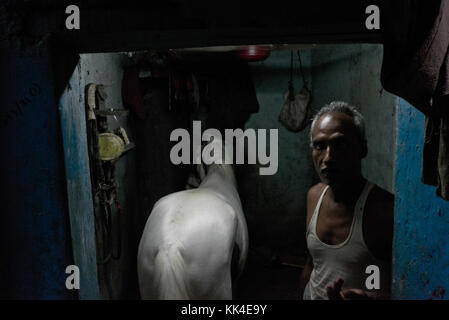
[278,50,312,132]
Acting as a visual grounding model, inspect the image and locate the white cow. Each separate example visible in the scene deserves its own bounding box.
[137,136,249,299]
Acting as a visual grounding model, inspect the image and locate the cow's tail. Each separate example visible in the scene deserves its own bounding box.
[154,243,191,299]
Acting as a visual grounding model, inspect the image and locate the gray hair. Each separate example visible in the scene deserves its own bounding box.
[310,101,366,146]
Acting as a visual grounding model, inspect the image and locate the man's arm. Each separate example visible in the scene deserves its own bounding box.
[326,278,391,300]
[298,253,313,299]
[298,183,325,299]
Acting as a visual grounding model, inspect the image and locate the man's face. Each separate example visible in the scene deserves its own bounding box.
[311,112,365,187]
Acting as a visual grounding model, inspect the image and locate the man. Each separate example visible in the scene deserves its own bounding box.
[298,101,394,300]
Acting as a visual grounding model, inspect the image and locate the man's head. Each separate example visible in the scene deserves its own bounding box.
[310,101,367,188]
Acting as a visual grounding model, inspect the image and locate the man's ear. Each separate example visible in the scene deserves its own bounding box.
[361,139,368,159]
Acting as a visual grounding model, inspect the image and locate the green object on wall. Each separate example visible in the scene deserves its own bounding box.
[98,133,124,161]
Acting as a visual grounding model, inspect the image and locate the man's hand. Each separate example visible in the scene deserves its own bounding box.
[326,278,371,300]
[340,288,370,300]
[326,278,345,300]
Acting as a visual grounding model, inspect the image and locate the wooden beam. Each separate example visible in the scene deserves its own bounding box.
[23,1,382,53]
[52,26,381,53]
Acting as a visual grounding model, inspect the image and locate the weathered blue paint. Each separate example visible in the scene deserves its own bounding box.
[393,99,449,300]
[77,53,144,299]
[59,61,101,299]
[0,43,77,299]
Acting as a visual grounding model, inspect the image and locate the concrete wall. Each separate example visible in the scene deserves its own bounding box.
[311,44,397,193]
[61,53,143,299]
[393,99,449,300]
[64,52,192,299]
[242,50,314,255]
[241,44,396,257]
[85,53,142,299]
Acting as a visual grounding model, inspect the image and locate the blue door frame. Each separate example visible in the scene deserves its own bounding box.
[58,62,101,300]
[0,44,84,299]
[393,99,449,299]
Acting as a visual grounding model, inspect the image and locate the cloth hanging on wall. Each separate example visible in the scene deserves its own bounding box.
[278,50,311,132]
[381,0,449,200]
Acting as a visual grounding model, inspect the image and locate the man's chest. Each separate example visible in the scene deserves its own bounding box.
[315,203,356,246]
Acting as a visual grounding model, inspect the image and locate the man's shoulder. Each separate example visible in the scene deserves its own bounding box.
[306,183,327,228]
[307,183,327,211]
[308,182,327,199]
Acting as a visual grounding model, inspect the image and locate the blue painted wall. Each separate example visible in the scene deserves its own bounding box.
[60,53,143,299]
[59,60,101,300]
[0,43,77,299]
[393,99,449,300]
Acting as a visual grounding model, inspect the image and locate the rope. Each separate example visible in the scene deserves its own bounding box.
[297,50,309,91]
[288,50,295,100]
[289,50,293,87]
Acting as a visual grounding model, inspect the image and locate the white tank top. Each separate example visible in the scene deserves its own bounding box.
[304,181,390,300]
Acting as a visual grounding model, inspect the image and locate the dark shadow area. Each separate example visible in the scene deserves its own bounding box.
[235,245,305,299]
